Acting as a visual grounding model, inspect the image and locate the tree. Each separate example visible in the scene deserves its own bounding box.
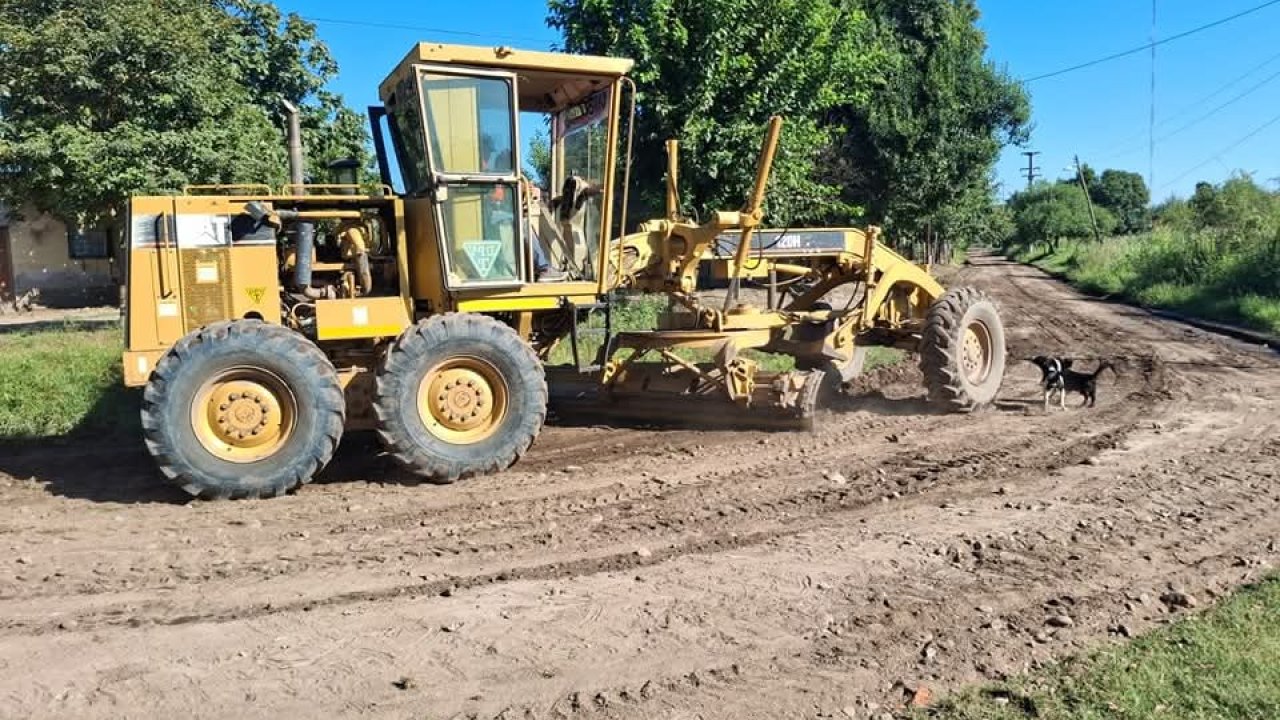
[1189,181,1228,229]
[1008,182,1117,249]
[827,0,1030,247]
[220,0,371,179]
[547,0,884,226]
[1092,169,1150,234]
[0,0,370,229]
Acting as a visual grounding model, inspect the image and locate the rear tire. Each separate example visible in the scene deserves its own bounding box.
[919,287,1006,412]
[375,313,547,483]
[141,320,346,499]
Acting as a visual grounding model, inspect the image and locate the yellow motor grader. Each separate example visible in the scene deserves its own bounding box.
[121,42,1006,499]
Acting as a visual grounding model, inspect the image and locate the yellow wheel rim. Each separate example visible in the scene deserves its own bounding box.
[417,357,508,445]
[192,368,296,464]
[961,322,993,385]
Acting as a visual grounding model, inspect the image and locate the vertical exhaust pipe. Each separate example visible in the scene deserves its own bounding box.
[281,100,314,291]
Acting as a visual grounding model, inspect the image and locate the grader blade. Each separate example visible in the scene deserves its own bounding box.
[546,366,828,431]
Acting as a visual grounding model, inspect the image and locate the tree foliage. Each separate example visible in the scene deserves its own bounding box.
[1092,169,1150,234]
[829,0,1029,246]
[221,0,370,178]
[1176,174,1280,240]
[1008,181,1116,249]
[0,0,369,227]
[546,0,1028,245]
[548,0,884,227]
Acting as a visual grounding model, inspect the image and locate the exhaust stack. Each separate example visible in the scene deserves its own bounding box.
[281,100,315,292]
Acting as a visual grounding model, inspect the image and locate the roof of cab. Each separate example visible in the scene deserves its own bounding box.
[378,42,635,100]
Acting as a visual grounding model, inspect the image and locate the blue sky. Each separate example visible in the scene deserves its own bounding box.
[275,0,1280,203]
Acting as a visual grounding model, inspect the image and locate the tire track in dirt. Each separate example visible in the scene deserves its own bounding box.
[0,389,1155,634]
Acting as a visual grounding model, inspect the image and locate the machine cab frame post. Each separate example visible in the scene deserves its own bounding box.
[373,43,634,316]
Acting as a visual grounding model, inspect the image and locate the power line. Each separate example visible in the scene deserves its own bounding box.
[1089,49,1280,161]
[300,15,550,47]
[1104,66,1280,163]
[1161,110,1280,190]
[1026,0,1280,83]
[1158,66,1280,140]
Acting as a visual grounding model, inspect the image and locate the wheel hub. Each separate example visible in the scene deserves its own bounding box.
[193,373,294,463]
[961,324,992,384]
[429,369,494,432]
[417,358,508,444]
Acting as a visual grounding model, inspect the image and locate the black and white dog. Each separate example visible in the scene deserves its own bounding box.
[1030,356,1116,410]
[1029,355,1070,410]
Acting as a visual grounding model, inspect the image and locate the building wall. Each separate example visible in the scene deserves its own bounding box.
[1,209,118,307]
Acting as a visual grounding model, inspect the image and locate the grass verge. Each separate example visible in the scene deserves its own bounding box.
[0,324,138,440]
[1011,236,1280,336]
[925,577,1280,720]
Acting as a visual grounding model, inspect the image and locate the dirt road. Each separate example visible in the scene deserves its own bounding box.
[1,255,1277,720]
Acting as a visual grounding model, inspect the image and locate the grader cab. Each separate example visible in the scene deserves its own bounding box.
[121,42,1006,500]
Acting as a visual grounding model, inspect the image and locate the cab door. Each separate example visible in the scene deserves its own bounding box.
[415,65,526,289]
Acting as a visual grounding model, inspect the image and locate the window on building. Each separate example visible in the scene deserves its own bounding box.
[69,228,110,260]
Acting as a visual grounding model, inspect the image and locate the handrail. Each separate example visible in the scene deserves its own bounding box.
[182,184,274,196]
[279,183,394,197]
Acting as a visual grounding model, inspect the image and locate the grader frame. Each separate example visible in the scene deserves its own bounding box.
[120,41,1006,500]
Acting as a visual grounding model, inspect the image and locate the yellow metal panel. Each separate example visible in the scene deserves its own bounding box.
[461,281,597,299]
[406,197,447,308]
[452,281,597,313]
[720,310,791,331]
[228,245,282,324]
[315,297,411,341]
[456,296,566,313]
[177,247,233,332]
[126,197,184,352]
[122,349,166,387]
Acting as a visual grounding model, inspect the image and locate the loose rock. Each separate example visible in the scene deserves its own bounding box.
[392,676,415,690]
[1161,591,1198,609]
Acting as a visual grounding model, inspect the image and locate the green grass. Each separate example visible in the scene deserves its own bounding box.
[1011,234,1280,336]
[547,294,904,372]
[927,577,1280,720]
[0,325,139,440]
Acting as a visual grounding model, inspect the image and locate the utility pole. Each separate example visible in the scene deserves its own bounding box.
[1021,151,1041,189]
[1074,155,1103,243]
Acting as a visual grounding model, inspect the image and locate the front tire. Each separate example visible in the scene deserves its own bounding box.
[374,313,547,483]
[919,287,1006,412]
[141,320,346,499]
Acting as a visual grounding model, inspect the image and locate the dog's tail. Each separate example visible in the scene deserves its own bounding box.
[1093,360,1116,378]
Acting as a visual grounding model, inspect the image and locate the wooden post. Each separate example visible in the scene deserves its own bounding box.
[1075,155,1103,243]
